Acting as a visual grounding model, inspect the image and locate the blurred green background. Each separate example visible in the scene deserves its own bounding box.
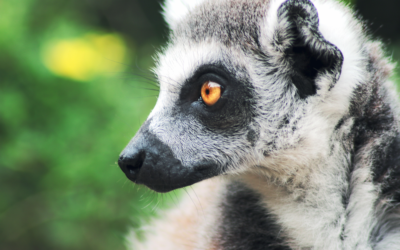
[1,0,400,249]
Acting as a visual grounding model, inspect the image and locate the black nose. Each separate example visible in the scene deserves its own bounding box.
[118,151,146,182]
[117,121,220,192]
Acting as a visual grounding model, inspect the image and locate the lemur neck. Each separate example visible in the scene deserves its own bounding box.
[238,76,399,249]
[238,153,348,248]
[237,133,368,249]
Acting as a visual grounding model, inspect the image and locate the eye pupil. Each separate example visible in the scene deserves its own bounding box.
[201,81,221,106]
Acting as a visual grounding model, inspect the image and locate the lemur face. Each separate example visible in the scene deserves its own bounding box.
[119,46,256,192]
[118,0,343,192]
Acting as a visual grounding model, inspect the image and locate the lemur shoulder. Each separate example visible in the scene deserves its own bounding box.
[118,0,400,249]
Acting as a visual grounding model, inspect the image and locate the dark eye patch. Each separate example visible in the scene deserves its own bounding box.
[174,63,255,133]
[178,65,228,105]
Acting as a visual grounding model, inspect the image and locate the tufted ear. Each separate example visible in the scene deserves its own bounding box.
[274,0,343,99]
[162,0,207,30]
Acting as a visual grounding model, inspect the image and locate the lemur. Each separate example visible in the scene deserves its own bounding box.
[118,0,400,249]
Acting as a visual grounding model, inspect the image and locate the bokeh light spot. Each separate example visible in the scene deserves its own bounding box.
[42,34,127,81]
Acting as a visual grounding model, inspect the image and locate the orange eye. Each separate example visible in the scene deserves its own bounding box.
[201,81,221,106]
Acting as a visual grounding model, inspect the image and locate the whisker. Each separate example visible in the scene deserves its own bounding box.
[134,87,160,92]
[183,187,200,215]
[118,74,159,88]
[189,186,205,217]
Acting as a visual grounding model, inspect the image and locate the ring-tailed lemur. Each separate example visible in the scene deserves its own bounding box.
[118,0,400,249]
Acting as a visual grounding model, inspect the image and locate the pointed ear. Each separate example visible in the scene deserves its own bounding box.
[274,0,343,99]
[162,0,207,30]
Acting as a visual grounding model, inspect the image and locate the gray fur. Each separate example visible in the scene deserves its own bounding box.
[121,0,400,249]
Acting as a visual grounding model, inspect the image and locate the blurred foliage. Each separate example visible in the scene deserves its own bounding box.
[0,0,172,249]
[0,0,399,249]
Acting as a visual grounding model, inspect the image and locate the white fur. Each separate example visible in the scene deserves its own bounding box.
[246,1,376,248]
[126,0,400,249]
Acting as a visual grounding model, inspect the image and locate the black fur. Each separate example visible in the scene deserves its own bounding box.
[348,63,398,205]
[345,53,400,244]
[277,0,344,99]
[335,118,345,131]
[177,63,255,133]
[247,128,259,146]
[378,135,400,203]
[215,181,291,250]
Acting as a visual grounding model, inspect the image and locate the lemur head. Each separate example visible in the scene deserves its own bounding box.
[118,0,364,193]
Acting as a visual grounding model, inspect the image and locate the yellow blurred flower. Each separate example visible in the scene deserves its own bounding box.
[42,34,128,81]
